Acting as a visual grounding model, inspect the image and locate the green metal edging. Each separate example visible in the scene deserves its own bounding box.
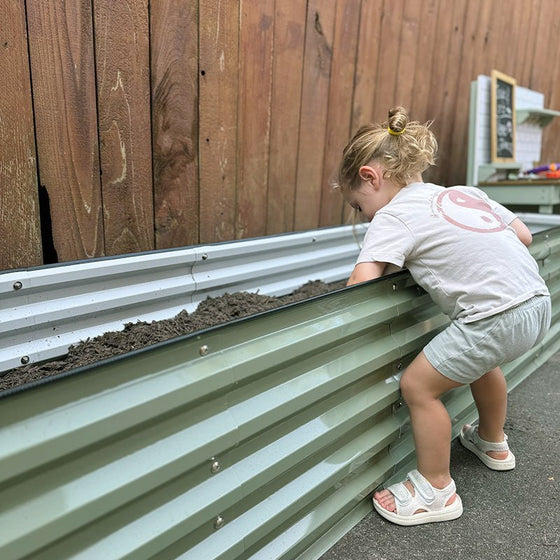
[0,227,559,560]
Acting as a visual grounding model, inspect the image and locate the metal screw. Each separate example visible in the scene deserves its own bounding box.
[13,281,22,290]
[199,345,209,356]
[21,356,30,364]
[214,516,225,530]
[392,397,406,413]
[201,253,208,260]
[311,237,317,242]
[392,284,397,291]
[396,362,403,370]
[210,458,221,474]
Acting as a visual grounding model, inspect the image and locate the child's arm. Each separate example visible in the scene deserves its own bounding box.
[347,262,387,286]
[509,218,532,247]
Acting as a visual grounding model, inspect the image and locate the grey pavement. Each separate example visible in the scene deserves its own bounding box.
[320,352,560,560]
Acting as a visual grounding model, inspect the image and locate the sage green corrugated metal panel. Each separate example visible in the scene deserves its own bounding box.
[0,226,558,560]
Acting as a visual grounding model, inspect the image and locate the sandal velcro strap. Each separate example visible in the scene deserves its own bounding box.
[385,469,456,517]
[407,469,436,504]
[373,469,463,525]
[467,426,509,452]
[386,481,413,505]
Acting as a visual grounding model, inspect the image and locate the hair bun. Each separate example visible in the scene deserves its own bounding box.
[387,106,409,134]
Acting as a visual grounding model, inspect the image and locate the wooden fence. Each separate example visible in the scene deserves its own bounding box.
[2,0,560,270]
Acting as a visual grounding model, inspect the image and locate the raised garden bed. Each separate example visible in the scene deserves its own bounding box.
[0,217,559,560]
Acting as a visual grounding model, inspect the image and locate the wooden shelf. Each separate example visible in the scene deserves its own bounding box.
[478,162,522,183]
[516,107,560,127]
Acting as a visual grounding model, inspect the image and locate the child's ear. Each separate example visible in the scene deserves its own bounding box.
[359,165,381,189]
[358,165,375,183]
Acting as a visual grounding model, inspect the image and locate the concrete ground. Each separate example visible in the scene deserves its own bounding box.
[320,352,560,560]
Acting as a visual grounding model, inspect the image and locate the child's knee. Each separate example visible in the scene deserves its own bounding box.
[399,370,420,404]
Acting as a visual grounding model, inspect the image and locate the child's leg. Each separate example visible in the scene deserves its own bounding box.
[374,351,462,513]
[468,367,509,460]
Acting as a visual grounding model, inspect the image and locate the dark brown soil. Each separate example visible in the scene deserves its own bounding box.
[0,280,346,393]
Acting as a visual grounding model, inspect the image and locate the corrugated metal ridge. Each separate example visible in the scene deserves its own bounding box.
[0,276,426,559]
[0,219,558,560]
[0,224,366,373]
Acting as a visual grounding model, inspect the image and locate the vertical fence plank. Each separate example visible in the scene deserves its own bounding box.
[529,0,553,92]
[393,0,421,109]
[199,0,239,243]
[151,0,199,249]
[0,0,42,270]
[371,0,404,121]
[421,0,455,184]
[512,0,535,85]
[266,0,306,235]
[94,0,154,256]
[6,0,560,269]
[319,0,361,227]
[446,0,484,186]
[343,0,384,225]
[236,0,275,239]
[435,0,467,187]
[407,0,439,121]
[293,0,336,231]
[26,0,103,263]
[518,0,542,88]
[352,0,383,130]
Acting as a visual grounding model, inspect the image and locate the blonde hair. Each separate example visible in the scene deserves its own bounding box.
[337,106,438,190]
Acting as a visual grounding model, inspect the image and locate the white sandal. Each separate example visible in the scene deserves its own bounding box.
[372,469,463,526]
[459,424,515,470]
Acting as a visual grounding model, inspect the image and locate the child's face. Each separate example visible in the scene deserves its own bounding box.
[344,183,380,222]
[344,165,395,221]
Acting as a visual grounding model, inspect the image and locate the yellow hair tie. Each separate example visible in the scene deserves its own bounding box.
[387,127,405,136]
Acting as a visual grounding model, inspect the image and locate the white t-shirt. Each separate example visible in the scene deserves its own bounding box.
[356,182,549,323]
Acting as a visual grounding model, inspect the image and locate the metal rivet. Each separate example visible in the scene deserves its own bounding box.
[13,281,23,290]
[201,253,208,260]
[393,397,406,412]
[21,356,30,365]
[392,284,397,291]
[210,459,221,474]
[214,515,224,529]
[199,345,209,356]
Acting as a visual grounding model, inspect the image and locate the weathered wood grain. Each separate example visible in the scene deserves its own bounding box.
[436,0,468,187]
[393,0,421,110]
[351,0,383,130]
[319,0,361,227]
[446,0,485,186]
[0,0,42,270]
[199,0,239,243]
[94,0,154,255]
[407,0,439,121]
[371,0,404,122]
[236,0,275,239]
[266,0,306,235]
[151,0,199,248]
[294,0,336,231]
[3,0,560,270]
[342,0,384,225]
[26,0,104,262]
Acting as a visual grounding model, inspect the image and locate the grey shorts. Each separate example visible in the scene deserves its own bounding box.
[424,295,552,384]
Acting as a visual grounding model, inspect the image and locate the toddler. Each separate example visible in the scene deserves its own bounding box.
[338,107,551,526]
